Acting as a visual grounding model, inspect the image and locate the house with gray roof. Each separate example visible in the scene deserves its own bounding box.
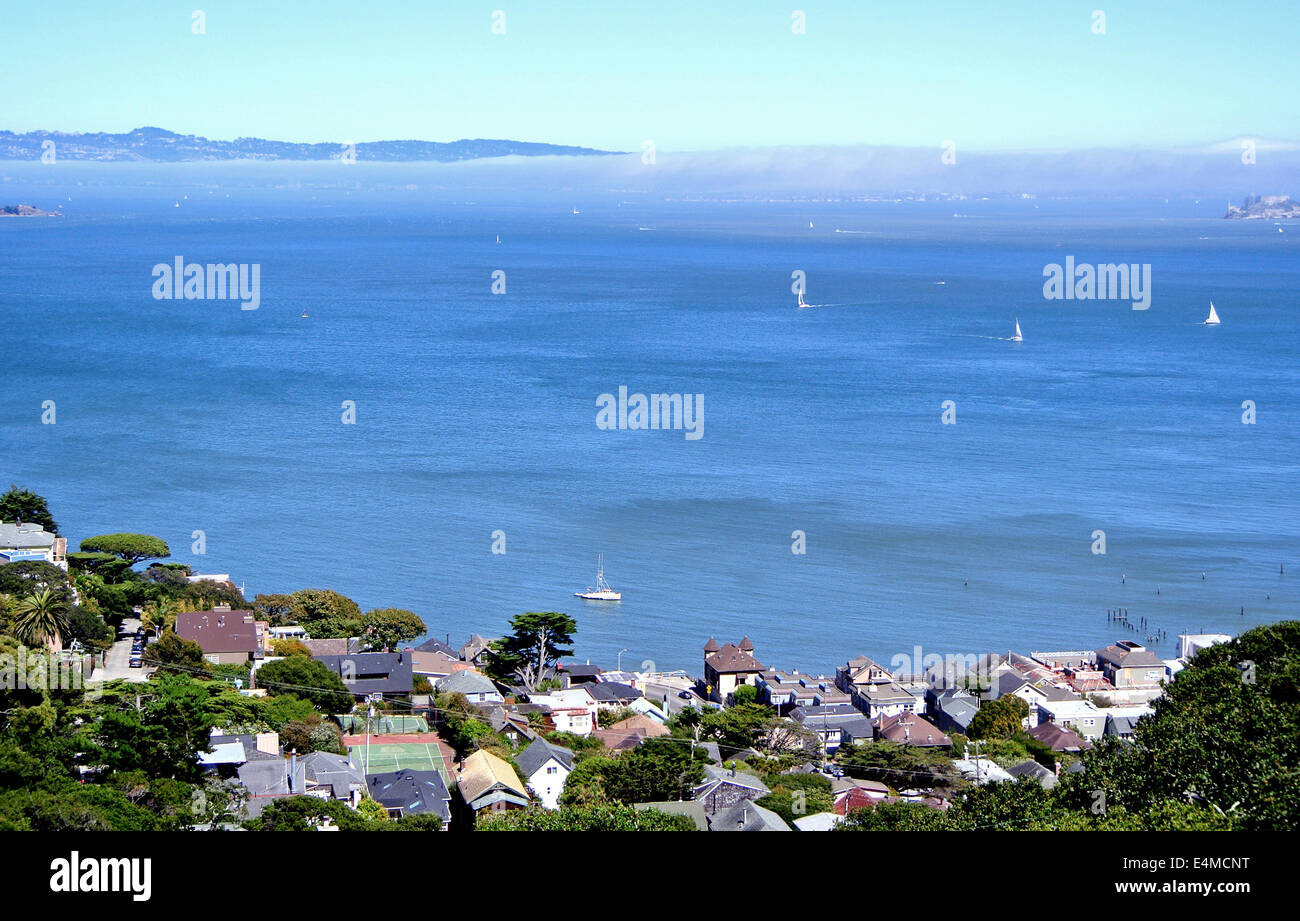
[300,751,365,806]
[313,651,414,697]
[584,681,643,709]
[792,704,874,752]
[709,801,790,831]
[693,765,770,815]
[236,757,307,818]
[1096,641,1166,688]
[515,737,575,809]
[435,669,503,703]
[366,769,451,827]
[928,688,981,735]
[0,521,66,569]
[1007,759,1059,789]
[458,634,497,665]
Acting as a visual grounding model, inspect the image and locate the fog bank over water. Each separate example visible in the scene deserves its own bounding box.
[4,139,1298,203]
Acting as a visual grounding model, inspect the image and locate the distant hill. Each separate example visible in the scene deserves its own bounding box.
[0,126,623,162]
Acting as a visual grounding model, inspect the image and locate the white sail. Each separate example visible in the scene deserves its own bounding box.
[797,290,808,308]
[1011,319,1023,341]
[1205,301,1221,325]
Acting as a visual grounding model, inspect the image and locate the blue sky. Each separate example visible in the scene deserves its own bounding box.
[3,1,1297,151]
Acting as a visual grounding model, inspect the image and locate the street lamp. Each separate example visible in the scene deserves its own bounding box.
[617,648,629,672]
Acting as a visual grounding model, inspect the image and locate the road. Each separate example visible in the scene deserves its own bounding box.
[90,616,148,683]
[644,679,713,716]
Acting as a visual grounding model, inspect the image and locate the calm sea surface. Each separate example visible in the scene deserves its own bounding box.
[2,164,1297,674]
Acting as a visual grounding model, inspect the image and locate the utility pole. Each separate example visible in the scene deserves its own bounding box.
[364,696,376,776]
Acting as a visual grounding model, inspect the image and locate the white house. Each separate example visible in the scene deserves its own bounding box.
[1035,698,1107,740]
[530,687,599,736]
[435,670,504,704]
[515,737,575,809]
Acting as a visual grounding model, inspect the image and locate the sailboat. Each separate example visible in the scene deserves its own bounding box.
[797,290,810,309]
[1010,318,1023,342]
[1204,301,1221,325]
[574,555,621,601]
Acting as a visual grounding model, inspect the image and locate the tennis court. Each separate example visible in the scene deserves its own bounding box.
[346,736,450,781]
[337,714,429,735]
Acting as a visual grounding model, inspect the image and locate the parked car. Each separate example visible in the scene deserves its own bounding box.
[129,657,143,668]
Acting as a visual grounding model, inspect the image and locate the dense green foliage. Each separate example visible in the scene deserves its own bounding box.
[477,803,697,831]
[255,656,355,714]
[756,771,835,824]
[0,485,58,534]
[79,533,171,565]
[968,695,1029,740]
[559,738,708,806]
[362,607,426,651]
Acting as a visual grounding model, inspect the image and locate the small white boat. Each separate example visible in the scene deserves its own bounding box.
[495,234,501,244]
[575,555,621,601]
[797,290,810,309]
[572,207,580,215]
[1204,301,1221,325]
[1010,318,1023,342]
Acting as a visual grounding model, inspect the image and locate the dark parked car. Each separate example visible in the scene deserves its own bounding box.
[129,657,143,668]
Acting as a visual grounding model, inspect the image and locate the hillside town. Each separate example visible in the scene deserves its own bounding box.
[3,486,1277,833]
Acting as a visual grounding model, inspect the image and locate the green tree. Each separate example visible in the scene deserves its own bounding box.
[243,795,374,831]
[255,656,355,714]
[0,485,58,534]
[288,589,362,627]
[836,740,959,788]
[1061,621,1300,830]
[969,696,1029,740]
[487,611,577,690]
[64,607,114,652]
[142,631,210,676]
[838,800,953,831]
[698,702,773,754]
[79,533,171,566]
[362,608,426,651]
[733,684,758,705]
[0,560,72,603]
[477,803,696,831]
[559,738,706,806]
[757,772,834,824]
[94,673,218,782]
[253,593,296,623]
[12,588,71,651]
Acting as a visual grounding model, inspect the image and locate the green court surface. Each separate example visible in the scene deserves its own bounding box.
[348,741,448,780]
[337,714,429,735]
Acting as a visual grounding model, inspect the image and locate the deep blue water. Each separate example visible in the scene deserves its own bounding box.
[2,164,1297,675]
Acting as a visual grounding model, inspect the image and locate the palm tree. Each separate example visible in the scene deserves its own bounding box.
[142,599,179,637]
[13,588,70,652]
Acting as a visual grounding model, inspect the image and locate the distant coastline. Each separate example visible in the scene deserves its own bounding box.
[0,204,60,217]
[1225,194,1300,219]
[0,126,625,163]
